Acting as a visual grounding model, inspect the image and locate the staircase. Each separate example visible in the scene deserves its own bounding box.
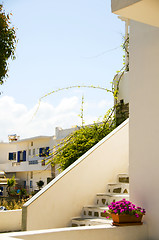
[71,173,129,227]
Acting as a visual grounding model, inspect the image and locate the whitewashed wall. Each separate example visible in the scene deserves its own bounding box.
[0,224,148,240]
[0,143,16,164]
[0,209,21,232]
[114,72,129,104]
[129,20,159,240]
[22,120,129,231]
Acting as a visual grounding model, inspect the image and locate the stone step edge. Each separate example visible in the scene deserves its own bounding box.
[83,205,109,208]
[72,217,112,223]
[96,193,129,197]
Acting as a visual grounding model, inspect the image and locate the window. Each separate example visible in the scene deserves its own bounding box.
[17,150,26,162]
[33,149,35,156]
[29,149,31,156]
[39,147,50,157]
[31,141,33,146]
[13,152,16,160]
[8,152,16,160]
[30,180,33,188]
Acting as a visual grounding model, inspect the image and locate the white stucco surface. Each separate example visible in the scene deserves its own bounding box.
[111,0,141,12]
[0,224,148,240]
[129,20,159,240]
[112,0,159,28]
[0,209,21,232]
[114,72,129,104]
[22,120,129,231]
[0,143,16,164]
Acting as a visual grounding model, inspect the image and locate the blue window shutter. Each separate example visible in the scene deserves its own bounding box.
[30,180,33,188]
[9,153,13,160]
[46,147,49,156]
[39,148,42,157]
[23,151,26,161]
[17,151,20,162]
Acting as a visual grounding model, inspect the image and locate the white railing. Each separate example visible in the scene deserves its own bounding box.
[6,160,50,172]
[12,162,20,167]
[28,160,38,165]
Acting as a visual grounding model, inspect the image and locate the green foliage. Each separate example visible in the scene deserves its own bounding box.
[0,4,17,84]
[36,36,129,172]
[122,35,129,72]
[78,95,85,126]
[36,180,44,190]
[7,175,16,195]
[48,108,116,170]
[19,188,27,198]
[0,198,27,210]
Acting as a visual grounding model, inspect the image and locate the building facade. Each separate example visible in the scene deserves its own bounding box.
[0,126,78,195]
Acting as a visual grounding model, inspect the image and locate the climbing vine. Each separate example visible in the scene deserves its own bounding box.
[35,32,129,171]
[47,106,116,171]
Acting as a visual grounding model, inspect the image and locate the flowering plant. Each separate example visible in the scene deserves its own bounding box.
[104,199,146,218]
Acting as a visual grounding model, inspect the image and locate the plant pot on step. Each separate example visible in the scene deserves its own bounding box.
[103,198,146,226]
[111,213,144,226]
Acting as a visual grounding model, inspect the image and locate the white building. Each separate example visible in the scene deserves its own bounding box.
[0,126,78,195]
[111,1,159,239]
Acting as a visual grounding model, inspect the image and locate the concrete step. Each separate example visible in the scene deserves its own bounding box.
[107,183,129,194]
[82,205,109,219]
[95,193,129,206]
[118,174,129,183]
[70,173,130,228]
[71,217,112,227]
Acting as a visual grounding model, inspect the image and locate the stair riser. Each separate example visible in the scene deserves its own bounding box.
[107,183,129,194]
[118,174,129,183]
[82,208,109,219]
[71,174,130,227]
[96,195,129,206]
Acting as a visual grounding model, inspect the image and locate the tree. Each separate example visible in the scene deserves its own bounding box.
[36,180,44,190]
[0,4,17,85]
[7,175,16,196]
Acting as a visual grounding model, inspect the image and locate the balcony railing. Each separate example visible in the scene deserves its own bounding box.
[28,160,38,165]
[12,162,20,167]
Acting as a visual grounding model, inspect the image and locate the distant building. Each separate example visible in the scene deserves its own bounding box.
[0,126,78,195]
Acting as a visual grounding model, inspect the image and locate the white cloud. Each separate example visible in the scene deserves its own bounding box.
[0,96,114,142]
[98,99,114,109]
[0,96,86,141]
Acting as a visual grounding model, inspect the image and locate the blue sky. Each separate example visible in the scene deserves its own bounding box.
[0,0,124,141]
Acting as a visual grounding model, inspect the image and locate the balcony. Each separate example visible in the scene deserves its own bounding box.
[5,159,51,173]
[28,160,38,165]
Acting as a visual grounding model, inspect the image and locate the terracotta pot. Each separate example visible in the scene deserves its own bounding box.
[111,213,143,225]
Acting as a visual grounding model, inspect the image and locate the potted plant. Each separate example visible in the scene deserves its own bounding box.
[104,199,146,226]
